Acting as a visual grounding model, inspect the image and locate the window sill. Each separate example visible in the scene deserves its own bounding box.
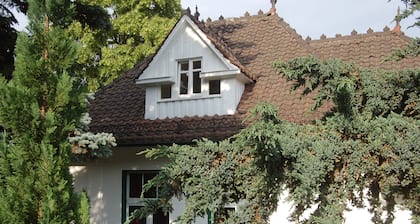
[158,94,221,103]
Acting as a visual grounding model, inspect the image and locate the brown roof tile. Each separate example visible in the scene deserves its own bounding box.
[309,29,419,70]
[90,11,419,146]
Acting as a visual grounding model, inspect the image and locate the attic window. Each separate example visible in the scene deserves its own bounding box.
[161,84,172,99]
[209,79,221,95]
[179,59,202,95]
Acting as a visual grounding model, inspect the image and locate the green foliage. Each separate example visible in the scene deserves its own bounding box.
[93,0,182,90]
[393,0,419,28]
[66,0,182,91]
[76,190,90,224]
[273,56,420,223]
[135,103,286,224]
[137,56,419,224]
[0,0,93,222]
[388,38,420,61]
[1,0,181,90]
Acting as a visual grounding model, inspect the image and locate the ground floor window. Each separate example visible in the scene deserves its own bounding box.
[122,171,169,224]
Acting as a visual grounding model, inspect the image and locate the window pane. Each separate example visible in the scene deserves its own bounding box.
[128,206,146,224]
[193,60,201,69]
[143,173,157,198]
[153,208,169,224]
[180,73,188,94]
[129,173,142,198]
[161,84,171,99]
[193,71,201,93]
[209,80,221,95]
[180,62,188,71]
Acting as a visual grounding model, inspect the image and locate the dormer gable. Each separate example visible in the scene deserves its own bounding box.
[136,14,251,120]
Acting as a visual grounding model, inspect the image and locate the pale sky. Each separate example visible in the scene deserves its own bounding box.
[13,0,419,38]
[181,0,419,38]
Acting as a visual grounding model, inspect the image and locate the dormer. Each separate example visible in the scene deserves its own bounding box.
[136,13,252,120]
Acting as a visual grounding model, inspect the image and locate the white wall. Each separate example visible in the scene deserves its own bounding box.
[138,16,246,120]
[71,147,207,224]
[269,193,412,224]
[145,78,244,119]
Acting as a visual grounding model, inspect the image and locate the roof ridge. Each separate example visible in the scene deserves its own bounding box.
[185,10,256,80]
[205,9,282,24]
[308,26,412,42]
[206,12,316,56]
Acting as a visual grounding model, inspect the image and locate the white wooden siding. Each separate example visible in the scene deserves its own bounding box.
[139,16,247,120]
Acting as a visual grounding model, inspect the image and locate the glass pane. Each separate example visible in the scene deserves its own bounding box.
[180,73,188,94]
[193,60,201,69]
[129,173,142,198]
[144,173,157,198]
[180,62,189,71]
[209,80,221,95]
[161,84,171,99]
[153,208,169,224]
[193,71,201,93]
[128,206,146,224]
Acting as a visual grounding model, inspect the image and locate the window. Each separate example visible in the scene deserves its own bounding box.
[209,80,221,95]
[122,171,169,224]
[179,62,189,95]
[160,84,171,99]
[178,59,202,95]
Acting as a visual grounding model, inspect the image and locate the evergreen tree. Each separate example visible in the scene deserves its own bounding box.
[139,57,419,224]
[0,0,91,222]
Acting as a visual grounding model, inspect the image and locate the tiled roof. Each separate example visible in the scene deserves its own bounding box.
[89,11,419,146]
[309,28,419,70]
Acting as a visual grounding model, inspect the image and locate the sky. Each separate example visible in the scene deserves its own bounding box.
[181,0,419,38]
[13,0,419,38]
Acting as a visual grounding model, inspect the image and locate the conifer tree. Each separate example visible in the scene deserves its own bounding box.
[0,0,90,222]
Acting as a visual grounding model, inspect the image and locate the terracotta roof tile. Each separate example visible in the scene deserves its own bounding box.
[89,11,419,146]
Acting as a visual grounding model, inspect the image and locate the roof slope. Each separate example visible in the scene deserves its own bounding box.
[90,11,419,146]
[309,28,418,70]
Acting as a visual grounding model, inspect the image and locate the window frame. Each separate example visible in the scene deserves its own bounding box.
[177,58,202,96]
[122,170,168,224]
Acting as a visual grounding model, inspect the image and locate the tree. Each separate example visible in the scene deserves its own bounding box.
[0,0,92,222]
[137,56,419,224]
[88,0,182,90]
[0,0,181,91]
[0,0,27,79]
[396,0,419,27]
[388,0,419,60]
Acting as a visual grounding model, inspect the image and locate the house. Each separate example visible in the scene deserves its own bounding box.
[70,4,419,224]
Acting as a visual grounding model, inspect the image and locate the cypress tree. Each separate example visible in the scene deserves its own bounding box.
[0,0,89,223]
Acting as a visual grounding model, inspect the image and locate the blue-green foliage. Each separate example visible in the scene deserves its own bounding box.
[137,57,419,224]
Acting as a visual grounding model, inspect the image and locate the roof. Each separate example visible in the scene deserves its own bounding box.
[89,9,419,146]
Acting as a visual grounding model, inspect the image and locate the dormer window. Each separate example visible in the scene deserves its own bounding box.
[179,59,202,95]
[160,84,172,99]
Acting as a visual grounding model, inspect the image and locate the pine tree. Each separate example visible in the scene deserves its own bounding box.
[0,0,90,222]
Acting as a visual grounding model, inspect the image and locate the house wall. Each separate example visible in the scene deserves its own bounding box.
[71,147,412,224]
[70,147,207,224]
[145,78,244,119]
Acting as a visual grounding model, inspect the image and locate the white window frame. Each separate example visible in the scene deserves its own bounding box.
[178,58,203,97]
[122,170,169,224]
